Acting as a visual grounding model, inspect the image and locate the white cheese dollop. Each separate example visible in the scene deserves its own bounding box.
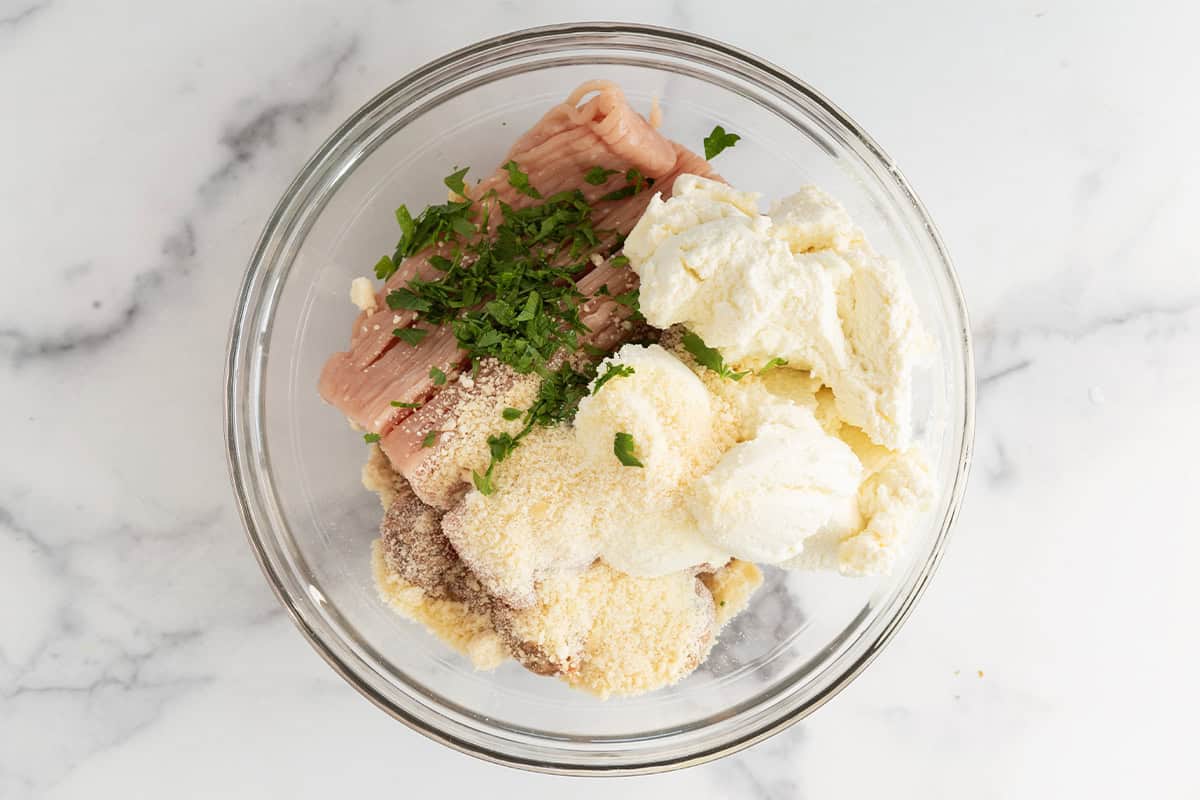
[625,174,928,450]
[782,432,932,577]
[686,402,863,563]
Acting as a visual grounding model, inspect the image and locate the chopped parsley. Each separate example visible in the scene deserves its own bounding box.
[592,363,634,393]
[377,163,649,492]
[363,433,381,443]
[503,161,542,199]
[612,288,643,323]
[487,431,517,463]
[584,166,619,185]
[386,188,603,375]
[390,400,422,409]
[374,254,397,281]
[379,168,485,267]
[393,327,429,346]
[599,187,632,201]
[609,254,630,268]
[391,198,475,262]
[703,125,741,160]
[757,357,789,375]
[422,430,438,448]
[613,432,644,467]
[600,168,653,202]
[472,468,495,495]
[395,205,416,246]
[525,362,593,429]
[681,330,749,381]
[386,287,431,312]
[443,167,469,196]
[613,288,640,312]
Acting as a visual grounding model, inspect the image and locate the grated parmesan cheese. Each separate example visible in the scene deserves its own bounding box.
[407,361,542,510]
[363,445,764,694]
[489,560,725,698]
[371,541,506,670]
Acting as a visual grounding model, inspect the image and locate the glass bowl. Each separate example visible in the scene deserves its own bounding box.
[225,22,974,775]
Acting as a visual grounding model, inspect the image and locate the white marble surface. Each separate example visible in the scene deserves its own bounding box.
[2,1,1197,796]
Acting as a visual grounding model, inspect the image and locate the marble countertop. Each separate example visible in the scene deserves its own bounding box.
[2,1,1197,797]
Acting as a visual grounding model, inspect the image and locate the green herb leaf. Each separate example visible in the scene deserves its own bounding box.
[613,289,639,309]
[681,330,750,381]
[503,160,542,199]
[386,288,432,312]
[600,185,636,201]
[757,357,789,375]
[374,254,396,281]
[363,432,381,443]
[592,363,634,394]
[393,327,429,346]
[472,468,495,495]
[609,254,630,268]
[450,215,477,237]
[393,199,474,261]
[390,400,422,409]
[502,407,523,421]
[584,166,619,185]
[613,288,641,320]
[444,167,469,196]
[422,430,438,448]
[388,188,596,377]
[395,204,416,241]
[487,432,517,463]
[600,168,653,201]
[703,125,741,160]
[429,366,447,386]
[613,432,644,467]
[515,291,541,322]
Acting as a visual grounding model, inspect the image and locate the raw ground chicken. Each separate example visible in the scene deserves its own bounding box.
[340,82,762,697]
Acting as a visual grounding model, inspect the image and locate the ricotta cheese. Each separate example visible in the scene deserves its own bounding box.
[782,433,932,577]
[625,174,928,450]
[687,402,863,563]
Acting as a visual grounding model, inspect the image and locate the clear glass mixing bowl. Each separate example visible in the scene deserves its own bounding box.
[225,22,974,775]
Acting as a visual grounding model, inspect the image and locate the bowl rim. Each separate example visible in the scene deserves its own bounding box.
[225,20,975,775]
